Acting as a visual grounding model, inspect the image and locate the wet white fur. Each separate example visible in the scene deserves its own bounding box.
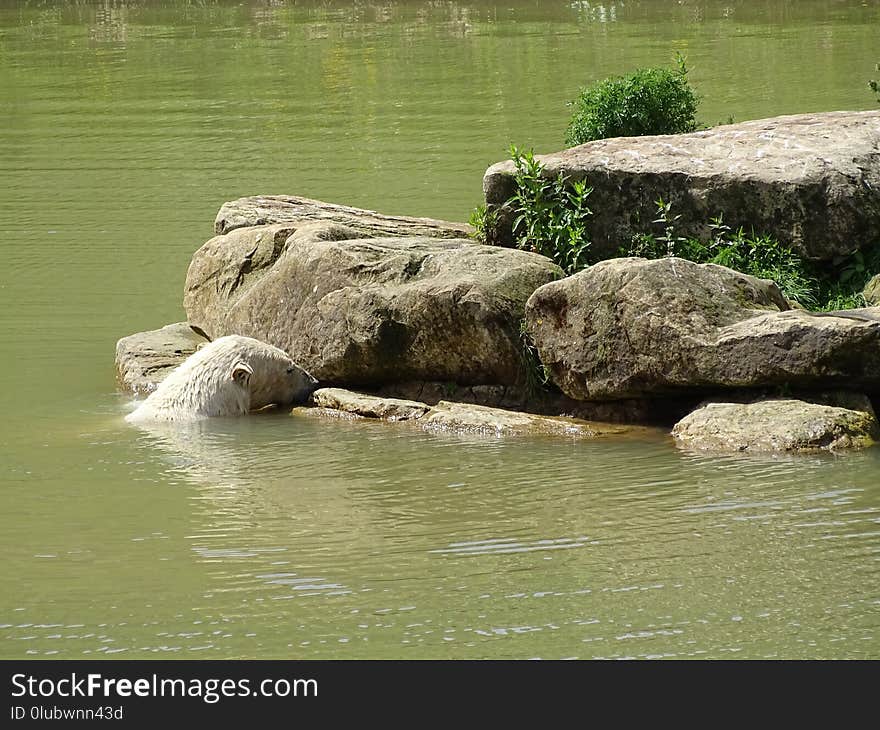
[126,335,317,422]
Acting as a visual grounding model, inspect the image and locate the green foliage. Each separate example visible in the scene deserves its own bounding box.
[468,203,497,243]
[518,320,550,397]
[619,203,819,308]
[618,201,880,310]
[565,54,700,146]
[508,146,593,274]
[818,289,867,312]
[814,247,880,310]
[652,196,686,257]
[870,63,879,102]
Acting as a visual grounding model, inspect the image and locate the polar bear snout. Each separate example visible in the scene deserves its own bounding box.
[272,362,319,406]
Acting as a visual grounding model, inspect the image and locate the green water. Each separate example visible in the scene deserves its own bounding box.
[1,0,879,659]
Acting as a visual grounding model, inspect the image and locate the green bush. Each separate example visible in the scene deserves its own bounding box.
[619,201,880,311]
[508,146,593,274]
[518,320,550,397]
[468,203,497,243]
[619,205,819,308]
[870,63,879,102]
[565,55,699,146]
[814,249,880,310]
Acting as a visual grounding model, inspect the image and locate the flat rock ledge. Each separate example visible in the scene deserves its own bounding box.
[298,388,632,439]
[311,388,430,421]
[115,322,208,395]
[215,194,471,239]
[671,395,879,453]
[421,401,627,438]
[484,110,880,261]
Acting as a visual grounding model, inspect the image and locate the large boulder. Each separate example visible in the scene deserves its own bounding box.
[115,322,208,395]
[672,395,879,453]
[525,257,880,400]
[185,223,563,387]
[214,194,471,238]
[484,111,880,261]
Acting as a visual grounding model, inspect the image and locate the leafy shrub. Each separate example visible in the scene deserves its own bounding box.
[518,320,550,397]
[818,289,867,312]
[620,204,819,308]
[508,146,593,274]
[814,248,880,310]
[468,203,497,243]
[565,55,699,146]
[870,63,879,102]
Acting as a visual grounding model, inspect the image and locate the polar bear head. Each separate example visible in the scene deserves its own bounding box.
[127,334,318,422]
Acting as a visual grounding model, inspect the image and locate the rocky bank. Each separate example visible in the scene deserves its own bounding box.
[484,110,880,261]
[117,111,880,452]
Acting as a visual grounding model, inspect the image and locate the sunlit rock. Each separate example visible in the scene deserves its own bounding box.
[310,388,430,421]
[185,222,563,387]
[672,394,879,452]
[115,322,208,395]
[420,400,629,438]
[214,194,471,238]
[526,257,880,400]
[484,110,880,261]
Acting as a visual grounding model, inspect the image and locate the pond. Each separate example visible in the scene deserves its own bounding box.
[1,0,878,659]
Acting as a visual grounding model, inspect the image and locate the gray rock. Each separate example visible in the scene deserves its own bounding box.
[291,406,367,422]
[420,401,629,438]
[484,111,880,261]
[185,223,563,387]
[672,395,879,452]
[294,394,641,439]
[215,194,472,238]
[310,388,430,421]
[183,224,299,305]
[864,274,880,306]
[115,322,209,395]
[525,257,880,400]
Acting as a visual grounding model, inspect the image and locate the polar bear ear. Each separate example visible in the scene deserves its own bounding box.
[231,362,254,386]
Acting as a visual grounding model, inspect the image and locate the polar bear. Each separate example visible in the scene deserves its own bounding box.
[126,334,318,422]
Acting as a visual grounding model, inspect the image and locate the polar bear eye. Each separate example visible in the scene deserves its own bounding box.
[286,367,295,374]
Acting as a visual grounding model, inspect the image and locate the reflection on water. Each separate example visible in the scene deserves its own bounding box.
[1,0,879,659]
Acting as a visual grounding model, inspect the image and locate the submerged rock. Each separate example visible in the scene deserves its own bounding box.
[525,257,880,400]
[115,322,208,395]
[296,389,636,439]
[291,406,367,422]
[310,388,430,421]
[185,222,563,387]
[672,395,879,453]
[483,110,880,261]
[214,194,471,238]
[420,401,629,438]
